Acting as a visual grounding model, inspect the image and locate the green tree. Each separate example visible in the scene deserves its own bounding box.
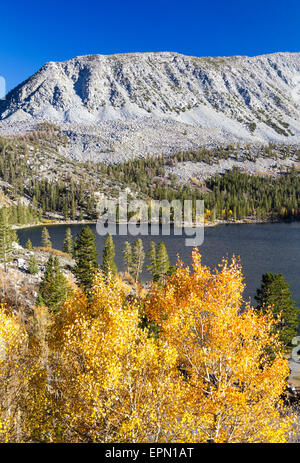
[156,242,170,282]
[146,241,157,280]
[131,238,145,282]
[28,254,39,274]
[101,234,118,276]
[26,238,33,250]
[0,208,13,272]
[63,227,73,255]
[123,241,132,275]
[255,272,300,348]
[63,204,69,220]
[10,228,19,244]
[37,256,69,313]
[73,226,98,292]
[41,227,52,248]
[71,197,77,221]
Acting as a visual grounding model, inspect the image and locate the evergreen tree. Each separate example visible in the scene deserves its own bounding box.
[17,201,25,224]
[101,234,118,276]
[71,198,77,220]
[28,254,39,274]
[146,241,158,281]
[62,205,68,220]
[10,228,19,244]
[255,272,300,348]
[63,227,73,255]
[0,208,13,272]
[37,256,69,313]
[123,241,132,275]
[73,226,98,292]
[131,238,145,282]
[26,238,33,250]
[41,227,52,248]
[156,242,170,281]
[37,256,54,308]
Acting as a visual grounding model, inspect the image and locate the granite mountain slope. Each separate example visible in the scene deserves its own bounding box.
[1,52,300,161]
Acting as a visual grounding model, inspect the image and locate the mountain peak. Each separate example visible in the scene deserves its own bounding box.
[1,51,300,161]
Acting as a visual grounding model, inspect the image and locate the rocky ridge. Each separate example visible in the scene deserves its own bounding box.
[1,52,300,162]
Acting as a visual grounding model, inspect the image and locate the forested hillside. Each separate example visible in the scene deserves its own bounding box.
[1,126,300,225]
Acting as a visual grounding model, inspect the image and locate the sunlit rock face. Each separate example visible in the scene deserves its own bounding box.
[1,51,300,161]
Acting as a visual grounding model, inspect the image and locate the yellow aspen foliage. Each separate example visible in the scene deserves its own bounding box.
[144,250,294,442]
[22,306,62,442]
[55,272,182,442]
[0,304,28,442]
[0,252,296,443]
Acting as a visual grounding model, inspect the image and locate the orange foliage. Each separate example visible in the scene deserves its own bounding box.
[0,251,295,442]
[144,250,293,442]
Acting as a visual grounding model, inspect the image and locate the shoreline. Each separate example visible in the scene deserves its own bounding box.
[12,219,97,231]
[13,216,291,231]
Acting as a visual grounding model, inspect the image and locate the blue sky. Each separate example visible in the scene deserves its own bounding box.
[1,0,300,91]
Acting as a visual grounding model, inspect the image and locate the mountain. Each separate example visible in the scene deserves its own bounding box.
[1,51,300,162]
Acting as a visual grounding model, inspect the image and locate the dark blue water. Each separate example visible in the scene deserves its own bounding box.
[17,222,300,306]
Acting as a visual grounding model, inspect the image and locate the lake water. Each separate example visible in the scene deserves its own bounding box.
[17,222,300,307]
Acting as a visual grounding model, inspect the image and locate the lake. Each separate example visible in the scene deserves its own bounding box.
[17,221,300,307]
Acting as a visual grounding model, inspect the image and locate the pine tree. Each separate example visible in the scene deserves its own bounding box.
[37,255,69,313]
[41,227,52,248]
[28,254,39,274]
[146,241,157,281]
[73,226,98,292]
[26,238,33,250]
[63,227,73,255]
[255,272,300,348]
[131,238,145,282]
[37,256,54,308]
[101,234,118,276]
[63,203,69,220]
[71,197,77,220]
[17,201,25,224]
[0,208,13,272]
[123,241,132,275]
[156,242,170,282]
[10,228,19,244]
[52,256,70,310]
